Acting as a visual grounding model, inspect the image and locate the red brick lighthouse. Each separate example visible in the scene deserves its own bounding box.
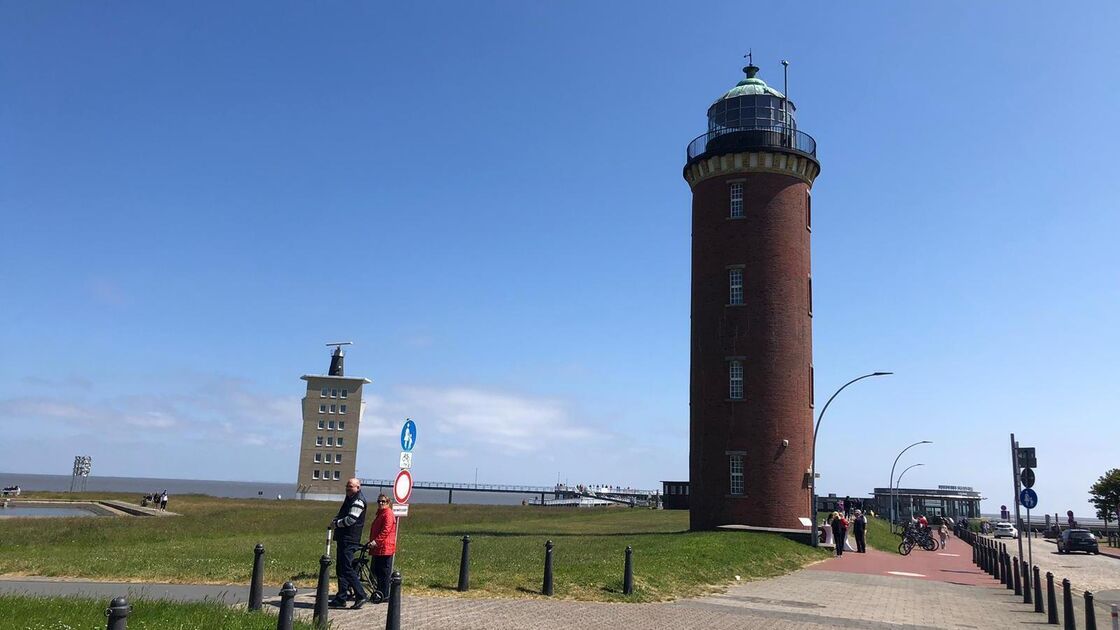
[683,60,820,530]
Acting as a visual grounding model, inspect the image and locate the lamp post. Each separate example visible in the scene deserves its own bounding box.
[810,371,892,547]
[894,463,924,524]
[889,441,932,531]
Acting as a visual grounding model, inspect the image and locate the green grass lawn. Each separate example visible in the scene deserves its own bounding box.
[0,493,830,602]
[0,594,316,630]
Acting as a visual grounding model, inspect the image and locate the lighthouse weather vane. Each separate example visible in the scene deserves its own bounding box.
[744,49,752,66]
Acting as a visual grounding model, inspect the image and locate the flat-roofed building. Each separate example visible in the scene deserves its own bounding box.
[871,485,982,522]
[295,344,371,501]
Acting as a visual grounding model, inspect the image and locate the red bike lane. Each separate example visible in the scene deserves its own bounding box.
[807,541,998,587]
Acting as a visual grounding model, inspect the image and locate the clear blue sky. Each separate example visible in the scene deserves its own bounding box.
[2,2,1117,518]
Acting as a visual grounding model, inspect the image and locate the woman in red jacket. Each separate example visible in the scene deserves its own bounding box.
[365,493,397,602]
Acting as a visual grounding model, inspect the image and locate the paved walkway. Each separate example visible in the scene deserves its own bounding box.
[271,546,1075,629]
[5,543,1111,628]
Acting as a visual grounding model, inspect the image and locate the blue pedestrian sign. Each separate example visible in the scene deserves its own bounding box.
[1020,488,1038,510]
[400,419,417,452]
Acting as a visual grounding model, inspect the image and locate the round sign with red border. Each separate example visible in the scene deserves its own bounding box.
[393,469,413,505]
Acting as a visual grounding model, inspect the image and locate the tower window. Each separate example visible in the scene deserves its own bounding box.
[328,420,335,430]
[338,421,345,431]
[729,268,743,305]
[333,471,341,480]
[320,387,328,398]
[317,419,325,430]
[318,404,326,414]
[335,453,342,464]
[329,404,336,414]
[729,454,744,495]
[808,275,813,316]
[326,437,334,447]
[806,192,812,231]
[729,182,743,218]
[330,389,338,398]
[341,389,348,399]
[729,360,744,400]
[340,405,347,415]
[337,437,344,447]
[315,436,323,447]
[810,364,815,407]
[314,453,322,463]
[313,469,320,480]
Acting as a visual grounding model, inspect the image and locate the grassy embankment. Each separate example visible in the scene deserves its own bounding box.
[0,594,316,630]
[0,493,830,602]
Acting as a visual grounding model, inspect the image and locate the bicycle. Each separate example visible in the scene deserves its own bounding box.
[897,524,938,555]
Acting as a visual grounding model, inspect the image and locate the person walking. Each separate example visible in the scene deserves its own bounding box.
[853,509,868,553]
[938,521,949,549]
[365,493,397,603]
[830,512,846,556]
[329,478,369,609]
[159,491,168,511]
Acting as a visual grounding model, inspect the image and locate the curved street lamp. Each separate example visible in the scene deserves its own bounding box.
[810,371,892,547]
[894,463,924,524]
[890,441,932,531]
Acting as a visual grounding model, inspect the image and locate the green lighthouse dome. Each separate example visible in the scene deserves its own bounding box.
[713,65,786,103]
[707,64,796,132]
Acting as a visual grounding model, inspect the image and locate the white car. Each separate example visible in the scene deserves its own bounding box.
[993,522,1019,539]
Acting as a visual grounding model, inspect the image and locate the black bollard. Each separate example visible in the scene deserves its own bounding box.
[1014,556,1021,595]
[385,571,402,630]
[623,546,634,596]
[105,596,131,630]
[1085,591,1096,630]
[1047,572,1059,624]
[1024,560,1033,605]
[313,553,332,630]
[457,535,471,592]
[1006,554,1014,590]
[1035,566,1044,614]
[1063,578,1076,630]
[276,582,297,630]
[249,543,266,611]
[542,540,554,596]
[995,549,1002,582]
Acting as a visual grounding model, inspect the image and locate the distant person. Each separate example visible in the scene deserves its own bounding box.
[853,509,867,553]
[159,491,168,511]
[938,522,949,549]
[830,512,847,557]
[365,493,398,604]
[917,514,928,529]
[329,478,369,609]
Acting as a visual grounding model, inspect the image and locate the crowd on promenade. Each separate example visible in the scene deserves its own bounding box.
[822,499,953,556]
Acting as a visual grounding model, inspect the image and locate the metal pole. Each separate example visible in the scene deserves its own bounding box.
[542,540,554,596]
[623,546,634,595]
[1028,507,1034,568]
[249,543,265,611]
[1035,566,1045,614]
[385,571,402,630]
[105,596,131,630]
[1011,435,1026,569]
[889,439,930,533]
[1014,556,1022,595]
[1048,572,1059,624]
[811,372,893,546]
[276,582,297,630]
[313,553,332,630]
[457,535,471,592]
[1063,579,1076,630]
[1086,591,1097,630]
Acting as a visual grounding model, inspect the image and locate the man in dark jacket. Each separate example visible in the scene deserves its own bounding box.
[329,478,369,608]
[853,509,868,553]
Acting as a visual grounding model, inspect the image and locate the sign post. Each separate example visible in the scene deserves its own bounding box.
[1020,488,1038,568]
[1010,435,1025,570]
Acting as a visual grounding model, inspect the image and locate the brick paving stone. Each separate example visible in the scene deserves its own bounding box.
[270,556,1058,630]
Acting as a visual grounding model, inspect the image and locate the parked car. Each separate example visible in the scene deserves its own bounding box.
[1057,529,1100,554]
[993,522,1018,539]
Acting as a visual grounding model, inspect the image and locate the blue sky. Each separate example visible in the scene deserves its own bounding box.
[2,2,1117,517]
